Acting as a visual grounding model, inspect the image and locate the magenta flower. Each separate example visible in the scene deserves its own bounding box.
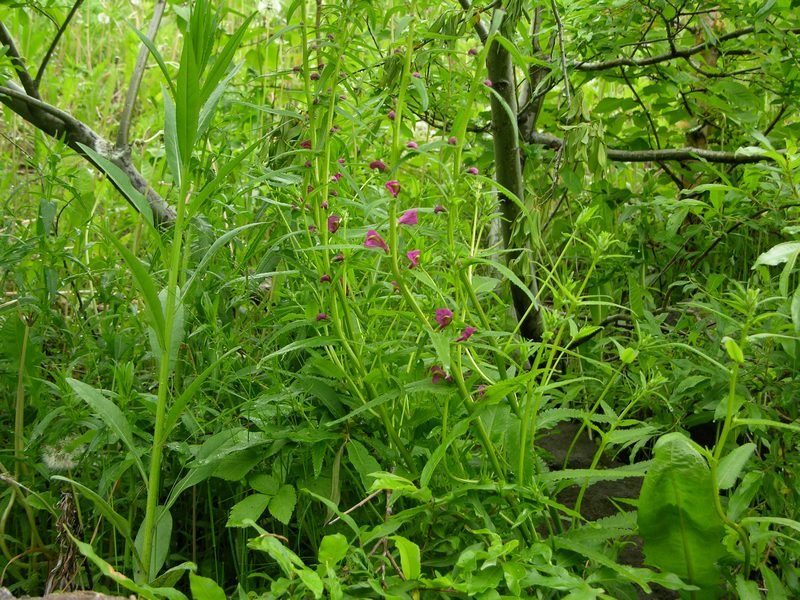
[316,313,329,321]
[448,136,457,145]
[338,94,347,101]
[310,72,320,80]
[412,71,421,78]
[467,166,479,175]
[307,184,314,193]
[337,157,346,164]
[407,249,420,269]
[329,190,338,197]
[369,160,387,171]
[304,160,312,168]
[321,201,329,210]
[388,110,396,120]
[483,79,493,87]
[308,224,317,233]
[317,62,325,70]
[292,65,302,73]
[435,308,453,329]
[434,204,446,214]
[431,365,447,384]
[300,139,312,149]
[328,214,341,233]
[364,229,389,253]
[456,327,477,342]
[406,141,419,149]
[330,126,339,133]
[468,48,478,56]
[385,180,401,198]
[331,172,343,182]
[320,274,331,283]
[333,253,345,262]
[476,384,486,397]
[398,209,418,225]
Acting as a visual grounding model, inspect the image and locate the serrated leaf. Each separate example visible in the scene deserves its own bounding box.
[227,494,271,527]
[269,484,296,525]
[318,533,348,568]
[346,439,381,489]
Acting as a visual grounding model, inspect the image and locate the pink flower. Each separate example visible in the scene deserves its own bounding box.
[337,158,346,164]
[388,110,396,120]
[406,141,419,149]
[338,94,347,101]
[321,200,329,210]
[331,172,343,182]
[308,224,317,233]
[333,254,345,262]
[300,140,312,149]
[364,229,389,253]
[292,65,302,73]
[320,274,332,283]
[435,308,453,329]
[317,63,325,70]
[468,48,478,56]
[434,204,446,214]
[448,136,457,145]
[307,184,314,193]
[476,384,486,397]
[369,160,387,171]
[316,313,329,321]
[398,209,417,225]
[412,71,421,78]
[483,79,493,87]
[330,126,339,133]
[431,365,447,384]
[304,160,312,168]
[328,214,341,233]
[385,180,401,198]
[329,190,338,197]
[467,166,479,175]
[407,249,420,269]
[456,327,477,342]
[310,72,320,80]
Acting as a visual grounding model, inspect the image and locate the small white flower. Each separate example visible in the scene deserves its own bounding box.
[97,12,111,25]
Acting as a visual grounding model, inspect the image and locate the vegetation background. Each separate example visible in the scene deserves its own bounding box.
[0,0,799,598]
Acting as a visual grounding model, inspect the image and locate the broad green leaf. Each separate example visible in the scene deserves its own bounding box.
[147,286,184,375]
[390,535,421,580]
[637,433,727,594]
[318,533,348,568]
[176,32,201,170]
[297,568,323,599]
[189,573,226,600]
[164,91,182,189]
[428,329,451,377]
[269,484,296,525]
[409,74,428,111]
[66,378,146,484]
[135,505,173,583]
[70,534,187,600]
[717,443,756,490]
[346,439,382,489]
[247,533,305,576]
[754,242,800,268]
[227,494,271,527]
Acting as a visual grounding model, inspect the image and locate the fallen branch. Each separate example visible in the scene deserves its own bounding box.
[527,131,775,164]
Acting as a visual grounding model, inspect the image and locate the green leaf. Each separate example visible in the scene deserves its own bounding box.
[637,433,727,594]
[269,484,296,525]
[189,573,226,600]
[346,439,381,489]
[409,74,428,112]
[163,91,182,189]
[247,532,305,576]
[66,378,147,484]
[70,534,187,600]
[76,143,154,228]
[717,443,756,490]
[318,533,348,568]
[128,24,176,98]
[227,494,271,527]
[754,242,800,268]
[390,535,421,580]
[135,505,173,583]
[102,228,166,346]
[297,568,323,599]
[147,287,184,375]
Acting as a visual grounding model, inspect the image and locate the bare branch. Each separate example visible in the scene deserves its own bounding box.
[0,20,39,97]
[35,0,85,90]
[527,131,776,164]
[573,26,800,72]
[0,82,175,226]
[550,0,571,110]
[117,0,168,150]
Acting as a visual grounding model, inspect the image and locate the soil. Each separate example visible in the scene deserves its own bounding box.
[536,422,679,599]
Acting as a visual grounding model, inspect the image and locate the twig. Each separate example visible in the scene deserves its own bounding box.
[326,489,382,525]
[619,66,660,149]
[527,131,778,164]
[0,20,39,97]
[35,0,85,91]
[550,0,571,111]
[117,0,168,150]
[456,0,488,44]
